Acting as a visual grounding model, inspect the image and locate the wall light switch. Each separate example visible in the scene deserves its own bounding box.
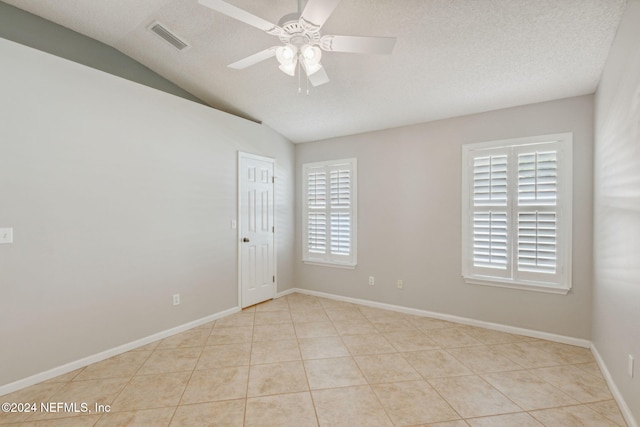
[231,220,237,229]
[0,228,13,244]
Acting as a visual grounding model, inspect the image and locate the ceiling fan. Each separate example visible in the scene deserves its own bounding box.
[198,0,397,87]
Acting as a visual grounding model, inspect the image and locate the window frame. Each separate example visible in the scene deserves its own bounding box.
[302,158,358,268]
[461,133,573,294]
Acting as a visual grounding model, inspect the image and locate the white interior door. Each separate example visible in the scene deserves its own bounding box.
[239,152,275,308]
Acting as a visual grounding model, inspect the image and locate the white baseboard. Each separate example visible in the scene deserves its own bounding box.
[591,344,639,427]
[0,306,240,397]
[289,287,591,347]
[276,287,297,298]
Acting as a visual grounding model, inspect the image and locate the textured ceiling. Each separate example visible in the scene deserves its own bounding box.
[5,0,627,142]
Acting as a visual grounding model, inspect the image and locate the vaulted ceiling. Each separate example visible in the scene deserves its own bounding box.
[4,0,627,142]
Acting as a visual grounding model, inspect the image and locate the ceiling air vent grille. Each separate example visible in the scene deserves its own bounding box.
[149,22,190,51]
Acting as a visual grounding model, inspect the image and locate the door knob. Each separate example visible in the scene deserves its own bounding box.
[242,237,250,242]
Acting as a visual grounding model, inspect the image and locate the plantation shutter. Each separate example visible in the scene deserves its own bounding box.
[514,144,560,283]
[462,135,570,292]
[303,159,357,267]
[469,151,510,278]
[307,169,327,254]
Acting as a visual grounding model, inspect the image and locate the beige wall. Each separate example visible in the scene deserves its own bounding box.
[295,94,594,339]
[593,0,640,421]
[0,38,294,386]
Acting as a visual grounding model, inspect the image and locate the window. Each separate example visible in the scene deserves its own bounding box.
[461,133,572,294]
[302,158,357,267]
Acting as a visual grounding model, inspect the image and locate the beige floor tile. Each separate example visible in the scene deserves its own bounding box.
[170,399,245,426]
[490,342,567,368]
[299,336,350,360]
[4,292,627,427]
[0,382,66,424]
[290,309,330,323]
[354,353,421,384]
[294,321,338,338]
[359,308,406,322]
[526,340,595,364]
[428,421,471,427]
[406,316,458,330]
[325,308,367,322]
[137,347,202,375]
[481,370,578,410]
[180,366,249,405]
[193,320,216,330]
[18,415,102,426]
[304,357,367,390]
[466,412,543,426]
[156,329,210,349]
[383,329,439,352]
[403,349,473,378]
[317,298,356,310]
[457,326,529,345]
[254,310,292,325]
[110,372,191,412]
[74,351,151,381]
[429,375,521,418]
[255,297,290,312]
[196,343,251,370]
[252,323,296,342]
[251,339,301,365]
[94,406,176,426]
[370,318,416,333]
[247,361,309,397]
[575,362,606,379]
[587,400,628,426]
[208,326,253,345]
[287,299,323,312]
[341,333,397,356]
[424,328,483,348]
[214,311,255,328]
[372,380,460,425]
[447,346,523,374]
[332,319,378,336]
[31,378,129,420]
[245,392,318,427]
[531,364,614,403]
[530,405,622,426]
[312,385,393,427]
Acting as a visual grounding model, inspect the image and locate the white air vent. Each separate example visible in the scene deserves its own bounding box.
[149,22,190,51]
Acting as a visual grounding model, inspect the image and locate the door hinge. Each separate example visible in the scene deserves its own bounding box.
[272,226,275,233]
[272,276,275,283]
[272,176,275,183]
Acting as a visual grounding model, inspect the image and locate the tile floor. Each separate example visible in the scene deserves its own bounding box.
[0,293,628,426]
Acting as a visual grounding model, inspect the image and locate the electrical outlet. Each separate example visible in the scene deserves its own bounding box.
[397,279,404,289]
[369,276,375,286]
[0,228,13,244]
[629,355,634,378]
[173,294,180,306]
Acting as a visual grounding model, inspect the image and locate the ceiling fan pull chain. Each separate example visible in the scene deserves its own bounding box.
[306,74,310,95]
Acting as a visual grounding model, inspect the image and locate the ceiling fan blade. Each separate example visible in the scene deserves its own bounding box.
[198,0,280,33]
[305,65,330,87]
[228,47,277,69]
[320,35,397,54]
[300,0,342,28]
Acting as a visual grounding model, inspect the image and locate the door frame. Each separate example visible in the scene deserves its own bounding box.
[237,151,277,308]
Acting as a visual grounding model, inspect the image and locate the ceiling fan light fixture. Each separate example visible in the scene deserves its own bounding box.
[276,45,297,64]
[278,63,297,76]
[276,45,298,76]
[301,45,322,75]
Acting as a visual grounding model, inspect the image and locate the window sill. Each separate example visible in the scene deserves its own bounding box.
[463,276,571,295]
[303,260,356,269]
